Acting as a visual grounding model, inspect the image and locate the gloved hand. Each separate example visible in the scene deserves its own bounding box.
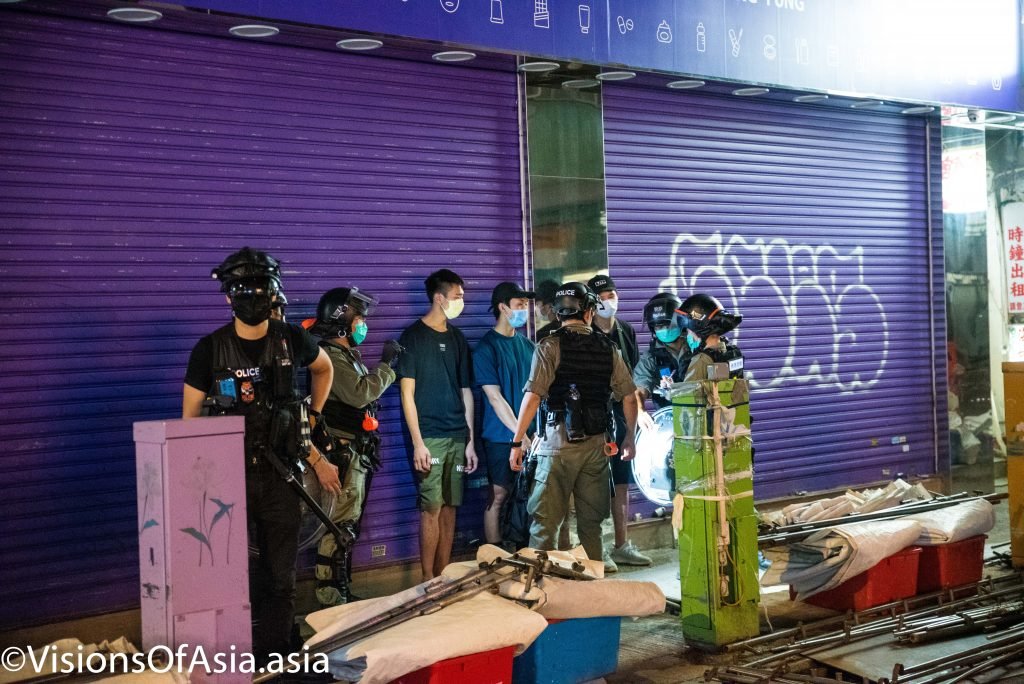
[381,339,405,367]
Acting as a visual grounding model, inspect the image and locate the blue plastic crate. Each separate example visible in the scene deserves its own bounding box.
[513,617,621,684]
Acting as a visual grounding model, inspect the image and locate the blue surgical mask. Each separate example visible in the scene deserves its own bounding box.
[686,332,701,352]
[507,309,529,328]
[655,325,681,344]
[351,321,368,345]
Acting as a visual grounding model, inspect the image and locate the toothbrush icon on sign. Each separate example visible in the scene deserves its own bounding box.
[728,27,743,57]
[534,0,549,28]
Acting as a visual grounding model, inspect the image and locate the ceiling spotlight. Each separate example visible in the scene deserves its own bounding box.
[518,61,560,73]
[107,7,163,22]
[851,100,884,109]
[900,105,936,115]
[794,94,829,103]
[336,38,383,51]
[733,87,769,96]
[432,50,477,62]
[667,80,705,90]
[562,79,600,89]
[229,24,280,38]
[596,71,636,81]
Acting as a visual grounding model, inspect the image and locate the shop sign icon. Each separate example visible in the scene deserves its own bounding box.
[656,20,673,44]
[440,0,459,14]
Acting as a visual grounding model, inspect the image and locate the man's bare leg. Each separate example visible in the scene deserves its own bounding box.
[419,508,441,579]
[433,505,457,577]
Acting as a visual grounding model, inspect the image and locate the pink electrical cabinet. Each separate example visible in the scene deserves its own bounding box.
[134,417,251,683]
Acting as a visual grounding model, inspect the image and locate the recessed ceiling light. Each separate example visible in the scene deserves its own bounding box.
[851,100,884,109]
[733,87,769,96]
[518,61,560,73]
[596,71,636,81]
[667,79,705,90]
[0,0,27,4]
[900,105,936,115]
[336,38,383,51]
[229,24,280,38]
[562,79,600,89]
[794,94,828,103]
[432,50,477,62]
[107,7,163,22]
[1015,121,1024,128]
[985,113,1016,125]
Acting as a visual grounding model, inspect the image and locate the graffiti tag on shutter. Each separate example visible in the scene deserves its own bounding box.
[659,231,889,394]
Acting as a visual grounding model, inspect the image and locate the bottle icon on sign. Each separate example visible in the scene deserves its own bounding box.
[579,4,591,34]
[696,22,706,52]
[490,0,503,24]
[440,0,459,14]
[657,20,673,44]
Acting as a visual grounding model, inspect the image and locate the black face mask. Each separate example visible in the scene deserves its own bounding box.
[232,292,274,326]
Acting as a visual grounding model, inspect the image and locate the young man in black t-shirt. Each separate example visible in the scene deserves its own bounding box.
[397,269,477,579]
[182,248,337,660]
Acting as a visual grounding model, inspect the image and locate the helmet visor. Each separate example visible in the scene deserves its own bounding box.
[347,287,378,317]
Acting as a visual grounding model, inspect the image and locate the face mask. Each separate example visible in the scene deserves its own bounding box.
[232,293,273,326]
[351,320,368,345]
[655,325,681,344]
[596,297,618,319]
[506,309,529,328]
[442,296,465,320]
[686,332,701,352]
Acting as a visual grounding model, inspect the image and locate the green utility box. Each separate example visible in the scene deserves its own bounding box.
[672,378,759,648]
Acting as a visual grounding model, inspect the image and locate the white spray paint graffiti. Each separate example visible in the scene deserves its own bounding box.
[659,231,889,393]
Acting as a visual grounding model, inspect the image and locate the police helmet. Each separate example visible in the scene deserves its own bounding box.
[553,281,598,319]
[309,287,378,338]
[211,247,282,294]
[642,292,683,334]
[678,293,742,338]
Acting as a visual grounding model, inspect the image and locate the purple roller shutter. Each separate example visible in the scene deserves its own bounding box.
[602,85,947,500]
[0,9,522,629]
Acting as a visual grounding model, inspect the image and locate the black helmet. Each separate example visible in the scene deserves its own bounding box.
[642,292,683,334]
[309,287,378,338]
[271,291,288,310]
[678,293,742,338]
[553,281,598,318]
[211,247,281,294]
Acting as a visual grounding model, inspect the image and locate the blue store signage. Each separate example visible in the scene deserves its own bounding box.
[190,0,1020,111]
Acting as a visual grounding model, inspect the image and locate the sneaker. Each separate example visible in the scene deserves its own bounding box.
[609,540,652,566]
[602,548,619,574]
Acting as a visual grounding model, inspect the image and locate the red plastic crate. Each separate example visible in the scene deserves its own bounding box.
[795,546,922,612]
[917,535,987,592]
[391,645,515,684]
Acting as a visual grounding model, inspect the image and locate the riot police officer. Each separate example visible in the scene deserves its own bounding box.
[307,287,403,606]
[182,247,337,660]
[633,293,693,430]
[678,293,744,382]
[508,282,638,565]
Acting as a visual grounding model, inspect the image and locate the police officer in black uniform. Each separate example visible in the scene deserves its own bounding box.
[677,293,744,382]
[508,282,638,564]
[182,247,338,661]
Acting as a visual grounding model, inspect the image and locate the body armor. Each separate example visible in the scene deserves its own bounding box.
[647,340,693,407]
[544,328,616,437]
[205,320,300,466]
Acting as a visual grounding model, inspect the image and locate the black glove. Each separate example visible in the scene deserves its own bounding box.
[381,339,405,367]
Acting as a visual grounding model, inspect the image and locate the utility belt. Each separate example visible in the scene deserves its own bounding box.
[543,406,610,443]
[331,430,382,478]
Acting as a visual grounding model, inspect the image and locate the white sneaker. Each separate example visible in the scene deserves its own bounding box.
[609,540,652,566]
[602,548,619,573]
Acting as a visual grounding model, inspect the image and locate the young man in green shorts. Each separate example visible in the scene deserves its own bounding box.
[397,269,478,579]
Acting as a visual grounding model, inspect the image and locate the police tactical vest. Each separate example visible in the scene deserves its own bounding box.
[546,327,616,435]
[320,341,377,436]
[208,320,297,463]
[704,338,744,377]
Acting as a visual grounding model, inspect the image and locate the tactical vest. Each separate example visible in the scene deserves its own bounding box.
[320,341,378,436]
[207,320,298,465]
[545,327,616,436]
[647,340,693,407]
[704,338,744,378]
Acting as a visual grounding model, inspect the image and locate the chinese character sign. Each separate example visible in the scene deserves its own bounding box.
[1004,203,1024,315]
